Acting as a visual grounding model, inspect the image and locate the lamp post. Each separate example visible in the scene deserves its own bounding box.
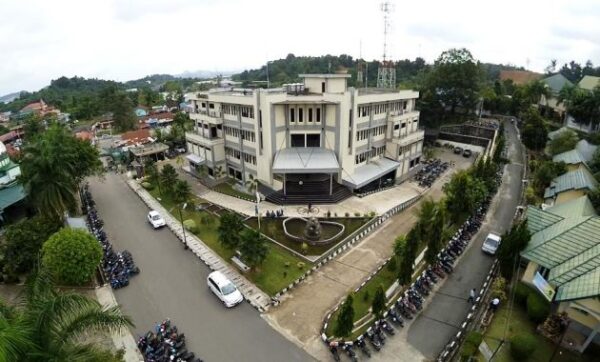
[178,202,188,250]
[255,191,261,231]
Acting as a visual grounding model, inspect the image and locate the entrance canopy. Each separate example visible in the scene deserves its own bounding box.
[342,157,400,189]
[272,147,340,174]
[186,153,205,165]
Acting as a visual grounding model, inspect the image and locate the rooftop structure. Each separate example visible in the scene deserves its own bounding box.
[185,73,424,204]
[553,140,598,167]
[544,167,598,201]
[578,75,600,91]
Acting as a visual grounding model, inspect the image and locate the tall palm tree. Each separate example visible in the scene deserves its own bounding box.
[173,180,192,205]
[0,272,132,362]
[160,164,178,196]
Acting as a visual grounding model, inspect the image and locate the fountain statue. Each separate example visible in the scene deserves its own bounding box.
[303,217,322,241]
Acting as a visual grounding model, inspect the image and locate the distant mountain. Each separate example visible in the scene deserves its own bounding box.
[0,91,22,104]
[177,69,237,79]
[124,74,179,90]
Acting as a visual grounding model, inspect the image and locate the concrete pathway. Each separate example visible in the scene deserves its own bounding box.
[263,152,473,361]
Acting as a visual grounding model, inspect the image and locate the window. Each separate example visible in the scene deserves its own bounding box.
[401,122,406,128]
[308,108,313,122]
[259,131,263,150]
[316,108,321,122]
[290,108,295,123]
[349,110,352,127]
[291,134,305,147]
[201,102,206,108]
[306,134,320,147]
[259,111,262,128]
[298,108,303,123]
[209,278,219,291]
[394,124,400,130]
[321,82,326,92]
[209,103,215,109]
[403,101,407,110]
[229,167,235,177]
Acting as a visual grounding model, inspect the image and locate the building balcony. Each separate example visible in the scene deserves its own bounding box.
[391,129,425,147]
[185,131,224,147]
[189,109,222,124]
[389,110,420,121]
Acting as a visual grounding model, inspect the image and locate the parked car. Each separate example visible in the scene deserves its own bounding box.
[207,271,244,307]
[482,233,501,255]
[147,210,166,229]
[454,146,463,154]
[463,149,472,158]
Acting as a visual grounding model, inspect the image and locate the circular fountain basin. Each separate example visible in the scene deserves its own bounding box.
[282,217,345,245]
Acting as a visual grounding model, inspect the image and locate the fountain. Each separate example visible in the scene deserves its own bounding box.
[283,217,345,246]
[303,217,322,241]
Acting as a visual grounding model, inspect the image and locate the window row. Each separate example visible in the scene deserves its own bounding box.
[223,126,256,142]
[289,107,321,123]
[222,104,254,118]
[356,125,387,141]
[354,146,386,164]
[225,147,257,165]
[358,101,408,117]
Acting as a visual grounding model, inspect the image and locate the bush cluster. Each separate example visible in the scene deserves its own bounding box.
[510,333,536,360]
[526,292,551,324]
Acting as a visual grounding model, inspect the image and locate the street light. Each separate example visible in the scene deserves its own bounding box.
[177,202,188,250]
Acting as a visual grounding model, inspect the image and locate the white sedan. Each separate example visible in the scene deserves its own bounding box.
[147,210,166,229]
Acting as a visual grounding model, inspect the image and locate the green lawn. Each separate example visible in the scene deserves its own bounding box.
[245,217,370,256]
[147,184,307,296]
[213,181,254,201]
[482,303,596,362]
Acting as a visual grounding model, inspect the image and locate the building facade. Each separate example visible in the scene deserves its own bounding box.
[185,74,424,203]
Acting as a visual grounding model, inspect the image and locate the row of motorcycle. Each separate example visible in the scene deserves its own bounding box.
[413,158,450,188]
[82,183,140,289]
[329,168,503,361]
[137,319,202,362]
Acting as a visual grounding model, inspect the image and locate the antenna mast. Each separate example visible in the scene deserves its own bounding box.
[357,40,364,87]
[377,1,395,88]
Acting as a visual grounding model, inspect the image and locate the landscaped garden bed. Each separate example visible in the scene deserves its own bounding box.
[244,217,370,256]
[213,181,255,201]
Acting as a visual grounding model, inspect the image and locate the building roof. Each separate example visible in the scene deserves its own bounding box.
[185,153,205,165]
[547,127,572,141]
[552,140,598,166]
[0,131,21,143]
[342,157,400,189]
[121,129,152,146]
[543,168,598,199]
[578,75,600,91]
[129,142,169,157]
[299,74,351,79]
[499,70,542,85]
[75,131,93,141]
[553,149,585,165]
[542,74,573,95]
[20,99,46,112]
[0,184,26,211]
[272,147,340,174]
[522,198,600,301]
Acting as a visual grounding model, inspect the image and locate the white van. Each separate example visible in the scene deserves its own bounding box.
[482,233,501,255]
[207,271,244,308]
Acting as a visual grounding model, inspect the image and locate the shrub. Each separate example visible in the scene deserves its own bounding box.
[199,214,212,225]
[301,242,308,254]
[297,262,305,270]
[363,290,370,302]
[387,257,397,272]
[490,277,508,303]
[326,210,331,218]
[345,212,350,217]
[183,219,197,233]
[460,332,483,359]
[510,333,536,360]
[354,212,361,217]
[284,261,291,268]
[527,292,551,324]
[514,282,533,306]
[42,228,103,286]
[141,182,153,190]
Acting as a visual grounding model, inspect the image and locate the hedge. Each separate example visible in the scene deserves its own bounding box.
[183,219,197,233]
[514,282,533,306]
[460,331,483,360]
[510,333,536,360]
[526,292,551,324]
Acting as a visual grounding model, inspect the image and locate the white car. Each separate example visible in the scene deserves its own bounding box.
[207,271,244,308]
[482,233,501,255]
[147,210,166,229]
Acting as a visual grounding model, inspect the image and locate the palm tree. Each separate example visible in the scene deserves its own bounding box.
[0,272,132,362]
[245,174,259,195]
[160,164,178,196]
[524,80,551,105]
[173,180,192,205]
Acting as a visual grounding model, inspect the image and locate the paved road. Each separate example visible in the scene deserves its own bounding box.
[406,120,525,359]
[89,174,312,362]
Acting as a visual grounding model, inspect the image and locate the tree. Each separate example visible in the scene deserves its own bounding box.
[0,271,131,361]
[588,187,600,213]
[0,217,62,277]
[396,229,419,286]
[41,228,103,286]
[423,200,447,264]
[371,285,386,319]
[523,80,551,105]
[112,93,136,131]
[497,221,531,279]
[144,160,162,194]
[419,48,483,125]
[19,124,103,219]
[531,160,567,196]
[548,129,579,155]
[160,164,178,196]
[334,294,355,337]
[23,114,44,140]
[568,85,600,130]
[520,109,549,151]
[238,228,269,268]
[443,170,487,221]
[173,180,192,205]
[217,212,244,249]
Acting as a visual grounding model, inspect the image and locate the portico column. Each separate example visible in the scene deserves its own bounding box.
[283,173,286,195]
[330,173,333,195]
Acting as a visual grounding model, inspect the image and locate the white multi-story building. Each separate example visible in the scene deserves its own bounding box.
[185,74,424,204]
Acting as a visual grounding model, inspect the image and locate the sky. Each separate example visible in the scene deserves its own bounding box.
[1,0,600,95]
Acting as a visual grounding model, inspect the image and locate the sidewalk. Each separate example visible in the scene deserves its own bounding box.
[95,285,144,362]
[263,161,470,361]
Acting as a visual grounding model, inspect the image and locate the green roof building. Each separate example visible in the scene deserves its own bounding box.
[521,196,600,352]
[0,142,26,220]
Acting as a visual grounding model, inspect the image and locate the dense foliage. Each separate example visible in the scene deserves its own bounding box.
[238,228,269,267]
[0,271,132,362]
[548,129,579,155]
[443,169,487,222]
[520,109,549,151]
[510,333,537,360]
[371,285,386,319]
[41,228,103,286]
[0,217,62,277]
[19,124,103,219]
[530,160,567,197]
[526,292,551,324]
[497,221,531,279]
[416,198,447,264]
[217,212,244,249]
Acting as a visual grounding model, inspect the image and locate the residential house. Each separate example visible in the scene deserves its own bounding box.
[547,127,572,141]
[539,73,573,118]
[0,141,26,221]
[0,111,11,123]
[566,76,600,133]
[134,106,149,118]
[553,140,598,171]
[544,167,598,205]
[521,196,600,353]
[578,75,600,91]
